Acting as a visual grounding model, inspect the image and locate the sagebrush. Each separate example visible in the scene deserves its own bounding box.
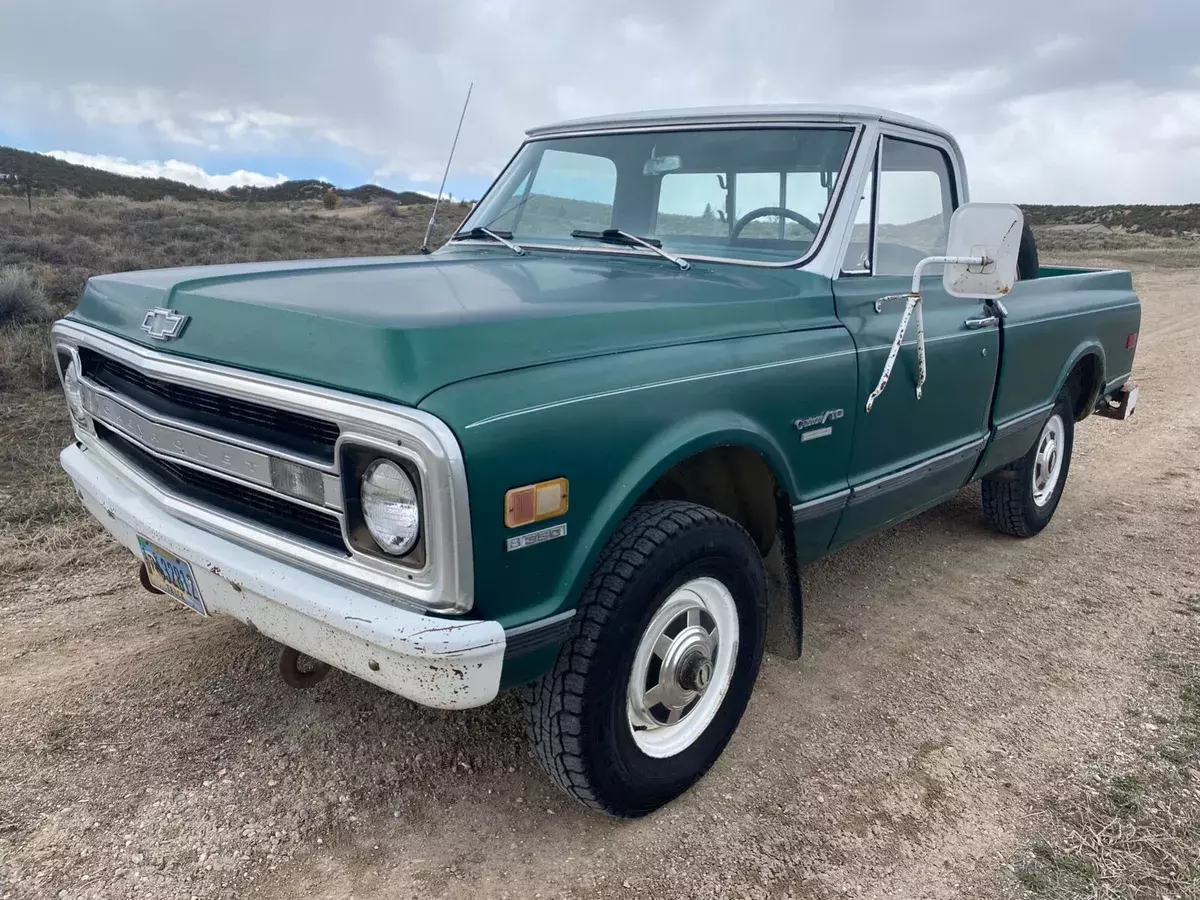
[0,266,50,326]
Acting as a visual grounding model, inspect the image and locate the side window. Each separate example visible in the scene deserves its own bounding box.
[512,148,617,237]
[842,150,876,274]
[874,136,956,276]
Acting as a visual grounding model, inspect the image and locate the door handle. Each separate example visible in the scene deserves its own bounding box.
[964,315,999,329]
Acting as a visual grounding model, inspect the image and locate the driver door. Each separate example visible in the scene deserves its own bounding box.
[830,134,1000,547]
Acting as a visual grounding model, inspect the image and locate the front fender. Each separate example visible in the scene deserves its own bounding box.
[551,409,798,618]
[420,328,857,629]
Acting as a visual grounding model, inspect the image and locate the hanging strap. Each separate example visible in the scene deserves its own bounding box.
[865,293,922,412]
[863,254,988,413]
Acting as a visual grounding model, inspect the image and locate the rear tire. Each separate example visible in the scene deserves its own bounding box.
[981,390,1074,537]
[1017,216,1039,281]
[524,501,767,817]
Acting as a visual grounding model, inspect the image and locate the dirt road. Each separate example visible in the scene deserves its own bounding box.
[2,261,1198,900]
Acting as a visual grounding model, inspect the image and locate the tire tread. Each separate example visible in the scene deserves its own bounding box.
[981,459,1036,537]
[522,500,743,814]
[981,390,1073,538]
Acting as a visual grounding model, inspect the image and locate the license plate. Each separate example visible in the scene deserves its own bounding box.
[137,536,208,616]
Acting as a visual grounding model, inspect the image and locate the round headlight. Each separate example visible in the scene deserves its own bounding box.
[62,358,86,422]
[360,459,420,556]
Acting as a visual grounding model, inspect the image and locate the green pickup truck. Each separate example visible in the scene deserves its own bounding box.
[52,104,1141,817]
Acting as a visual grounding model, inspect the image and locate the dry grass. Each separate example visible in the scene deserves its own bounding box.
[0,265,51,325]
[0,194,468,392]
[1012,647,1200,899]
[0,391,107,581]
[1034,228,1200,269]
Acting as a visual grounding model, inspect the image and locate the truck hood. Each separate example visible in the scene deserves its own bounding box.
[68,249,812,405]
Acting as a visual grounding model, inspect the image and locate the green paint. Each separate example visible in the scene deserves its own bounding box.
[66,245,1140,682]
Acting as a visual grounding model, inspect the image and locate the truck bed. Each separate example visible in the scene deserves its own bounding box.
[978,263,1141,475]
[1036,265,1135,288]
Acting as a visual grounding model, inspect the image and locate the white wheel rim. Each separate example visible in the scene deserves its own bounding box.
[1032,413,1066,507]
[626,576,739,758]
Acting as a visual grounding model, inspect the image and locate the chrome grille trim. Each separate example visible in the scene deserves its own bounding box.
[84,390,341,517]
[96,424,349,554]
[79,380,343,511]
[79,347,341,461]
[80,374,334,471]
[52,319,475,614]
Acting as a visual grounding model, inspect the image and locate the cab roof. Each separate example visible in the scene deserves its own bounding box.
[526,104,948,139]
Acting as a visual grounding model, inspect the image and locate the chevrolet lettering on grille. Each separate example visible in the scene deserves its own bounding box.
[83,386,273,487]
[141,307,189,341]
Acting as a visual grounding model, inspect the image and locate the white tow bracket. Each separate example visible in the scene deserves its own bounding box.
[865,203,1024,413]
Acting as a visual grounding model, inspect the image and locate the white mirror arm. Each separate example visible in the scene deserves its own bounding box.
[910,255,988,293]
[866,294,919,412]
[865,254,988,413]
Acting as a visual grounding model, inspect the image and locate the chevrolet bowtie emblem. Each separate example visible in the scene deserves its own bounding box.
[141,307,189,341]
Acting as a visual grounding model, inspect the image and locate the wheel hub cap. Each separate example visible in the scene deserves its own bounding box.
[1032,414,1066,508]
[626,577,741,758]
[676,647,714,694]
[688,656,714,692]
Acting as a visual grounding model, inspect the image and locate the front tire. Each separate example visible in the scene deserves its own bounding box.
[981,389,1074,537]
[524,501,767,817]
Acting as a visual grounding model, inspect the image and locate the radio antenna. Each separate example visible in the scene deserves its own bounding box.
[420,81,473,255]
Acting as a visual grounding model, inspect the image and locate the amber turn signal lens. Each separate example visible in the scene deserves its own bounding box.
[505,478,569,528]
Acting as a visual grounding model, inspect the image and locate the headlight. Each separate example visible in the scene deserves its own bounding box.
[62,357,86,422]
[360,459,420,555]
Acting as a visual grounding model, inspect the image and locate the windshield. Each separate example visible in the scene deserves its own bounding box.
[460,126,857,264]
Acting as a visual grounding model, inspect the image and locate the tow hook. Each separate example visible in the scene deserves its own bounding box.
[137,562,163,595]
[279,646,332,689]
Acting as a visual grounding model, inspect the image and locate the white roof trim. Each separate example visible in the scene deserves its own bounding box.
[525,104,946,138]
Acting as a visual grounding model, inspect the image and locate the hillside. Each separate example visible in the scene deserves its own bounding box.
[0,145,220,201]
[5,142,1200,234]
[224,179,432,205]
[1022,204,1200,237]
[0,145,433,206]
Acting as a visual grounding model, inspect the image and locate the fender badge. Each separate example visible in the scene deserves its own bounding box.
[142,308,190,341]
[794,408,843,442]
[506,523,567,552]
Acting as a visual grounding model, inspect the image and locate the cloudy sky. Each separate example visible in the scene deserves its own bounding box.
[1,0,1197,203]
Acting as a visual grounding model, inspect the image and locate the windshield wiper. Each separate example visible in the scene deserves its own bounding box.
[570,229,690,271]
[450,226,525,256]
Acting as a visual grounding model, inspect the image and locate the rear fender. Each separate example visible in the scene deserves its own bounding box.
[1052,341,1106,417]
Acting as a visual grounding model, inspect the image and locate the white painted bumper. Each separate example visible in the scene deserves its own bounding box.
[60,443,505,709]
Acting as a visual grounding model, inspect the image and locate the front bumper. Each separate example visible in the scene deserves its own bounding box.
[61,442,505,709]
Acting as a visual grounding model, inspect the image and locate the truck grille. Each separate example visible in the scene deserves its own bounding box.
[97,424,347,553]
[78,348,340,463]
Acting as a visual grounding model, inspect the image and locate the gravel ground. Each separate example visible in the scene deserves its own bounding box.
[1,259,1197,900]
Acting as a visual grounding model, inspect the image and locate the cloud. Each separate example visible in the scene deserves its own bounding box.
[1,0,1199,202]
[42,151,288,191]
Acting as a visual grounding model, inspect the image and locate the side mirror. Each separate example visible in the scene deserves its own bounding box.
[865,202,1025,413]
[941,202,1024,299]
